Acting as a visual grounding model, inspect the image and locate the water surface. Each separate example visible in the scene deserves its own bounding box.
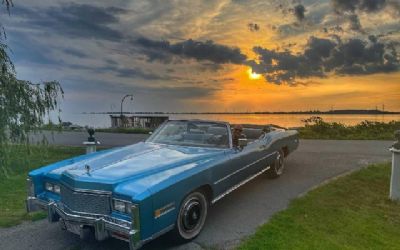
[74,113,400,128]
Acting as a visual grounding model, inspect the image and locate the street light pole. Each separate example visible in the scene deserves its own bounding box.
[120,94,133,127]
[120,94,134,117]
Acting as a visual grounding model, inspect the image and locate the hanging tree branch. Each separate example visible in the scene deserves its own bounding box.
[2,0,14,15]
[0,1,64,177]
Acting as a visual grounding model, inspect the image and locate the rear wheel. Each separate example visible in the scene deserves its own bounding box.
[173,191,208,242]
[266,149,285,178]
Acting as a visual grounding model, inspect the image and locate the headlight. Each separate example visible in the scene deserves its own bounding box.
[112,199,132,214]
[53,184,61,194]
[45,182,53,192]
[44,182,60,194]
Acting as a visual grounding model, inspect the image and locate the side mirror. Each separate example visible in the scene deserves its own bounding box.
[238,138,247,148]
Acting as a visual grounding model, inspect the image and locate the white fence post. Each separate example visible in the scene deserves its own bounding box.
[390,130,400,201]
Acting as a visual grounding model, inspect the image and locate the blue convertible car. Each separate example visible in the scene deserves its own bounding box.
[26,120,299,249]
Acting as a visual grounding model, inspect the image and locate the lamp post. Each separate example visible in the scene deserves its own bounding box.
[120,94,133,127]
[120,94,134,117]
[390,130,400,201]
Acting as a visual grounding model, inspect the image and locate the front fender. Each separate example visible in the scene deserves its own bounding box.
[118,154,225,240]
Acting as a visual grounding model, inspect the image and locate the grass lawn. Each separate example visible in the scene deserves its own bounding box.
[238,162,400,250]
[0,145,84,227]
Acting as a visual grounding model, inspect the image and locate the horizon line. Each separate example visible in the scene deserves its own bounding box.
[81,109,400,115]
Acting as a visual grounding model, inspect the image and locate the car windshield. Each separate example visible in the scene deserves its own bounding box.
[146,120,230,148]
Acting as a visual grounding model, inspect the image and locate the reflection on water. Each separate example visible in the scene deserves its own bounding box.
[75,113,400,128]
[170,114,400,128]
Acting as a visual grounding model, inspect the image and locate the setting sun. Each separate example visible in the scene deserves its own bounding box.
[247,68,261,80]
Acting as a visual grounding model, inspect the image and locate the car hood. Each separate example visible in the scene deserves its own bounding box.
[49,142,226,192]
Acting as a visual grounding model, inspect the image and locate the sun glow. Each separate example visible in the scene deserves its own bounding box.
[247,68,261,80]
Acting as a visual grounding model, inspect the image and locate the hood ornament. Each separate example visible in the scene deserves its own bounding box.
[85,164,91,174]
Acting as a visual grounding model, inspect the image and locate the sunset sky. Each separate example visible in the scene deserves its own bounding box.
[2,0,399,120]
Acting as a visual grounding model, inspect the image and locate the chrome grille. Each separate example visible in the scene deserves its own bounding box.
[60,185,111,215]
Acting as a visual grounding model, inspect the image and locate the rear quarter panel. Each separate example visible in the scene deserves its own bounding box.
[266,130,299,156]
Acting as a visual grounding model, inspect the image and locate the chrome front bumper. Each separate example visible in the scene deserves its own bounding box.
[26,197,142,250]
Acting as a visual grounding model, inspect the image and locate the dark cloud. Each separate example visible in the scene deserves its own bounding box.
[348,14,362,31]
[276,23,306,38]
[13,4,126,41]
[105,59,119,66]
[387,1,400,16]
[332,0,387,13]
[293,4,306,21]
[62,48,88,58]
[248,36,399,84]
[330,25,344,33]
[72,62,178,81]
[198,62,224,72]
[360,0,387,12]
[110,67,166,79]
[248,23,260,32]
[63,78,216,102]
[56,54,178,81]
[330,0,400,31]
[332,0,361,13]
[323,26,345,34]
[135,37,247,65]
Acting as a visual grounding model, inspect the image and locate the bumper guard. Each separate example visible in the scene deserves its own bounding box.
[26,197,142,250]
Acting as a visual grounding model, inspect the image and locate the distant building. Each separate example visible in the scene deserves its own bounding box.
[110,115,169,129]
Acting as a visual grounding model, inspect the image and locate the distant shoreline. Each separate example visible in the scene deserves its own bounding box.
[83,109,400,115]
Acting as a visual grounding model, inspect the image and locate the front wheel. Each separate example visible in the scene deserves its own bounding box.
[173,191,208,242]
[266,149,285,178]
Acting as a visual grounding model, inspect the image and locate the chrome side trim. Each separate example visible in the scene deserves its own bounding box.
[214,151,276,185]
[212,166,271,204]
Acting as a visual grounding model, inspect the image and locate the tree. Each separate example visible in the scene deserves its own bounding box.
[0,2,64,176]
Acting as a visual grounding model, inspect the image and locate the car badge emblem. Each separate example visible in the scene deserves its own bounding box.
[85,164,91,174]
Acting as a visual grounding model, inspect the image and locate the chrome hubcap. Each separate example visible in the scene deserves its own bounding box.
[182,200,202,231]
[275,153,284,173]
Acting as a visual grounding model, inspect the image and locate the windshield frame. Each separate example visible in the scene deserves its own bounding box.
[146,120,233,149]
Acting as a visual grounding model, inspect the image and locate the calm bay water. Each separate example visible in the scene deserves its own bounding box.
[170,114,400,128]
[73,113,400,128]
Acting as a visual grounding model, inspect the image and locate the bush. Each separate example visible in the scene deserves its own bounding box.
[299,117,400,140]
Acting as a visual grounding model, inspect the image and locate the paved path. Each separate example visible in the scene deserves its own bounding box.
[0,140,393,250]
